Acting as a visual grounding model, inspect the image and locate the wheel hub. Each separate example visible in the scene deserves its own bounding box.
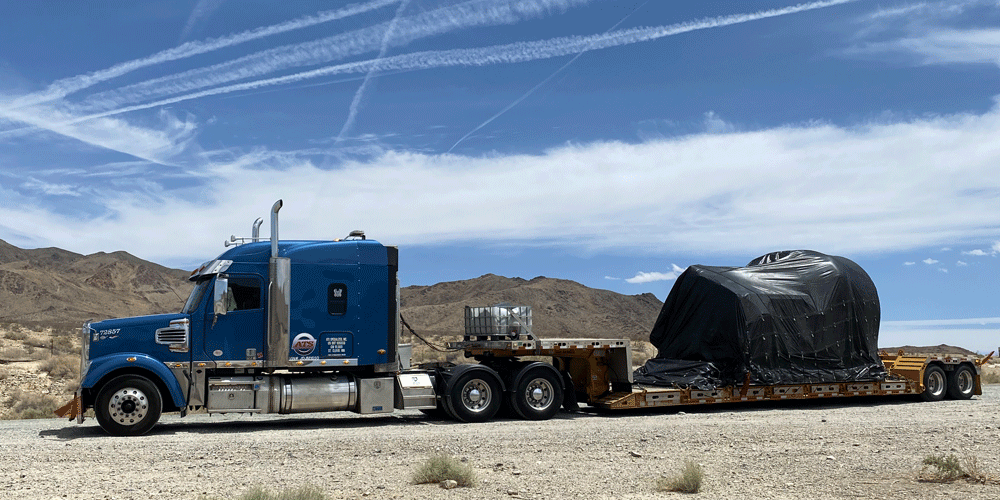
[461,379,491,413]
[108,388,149,425]
[524,378,554,410]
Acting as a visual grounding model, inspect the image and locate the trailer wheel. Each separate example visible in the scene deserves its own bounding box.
[445,370,502,423]
[511,367,563,420]
[94,375,162,436]
[920,365,947,402]
[946,364,975,400]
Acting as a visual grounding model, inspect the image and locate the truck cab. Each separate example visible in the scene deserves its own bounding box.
[71,201,409,435]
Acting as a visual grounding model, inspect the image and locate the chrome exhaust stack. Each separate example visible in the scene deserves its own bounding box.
[251,217,264,242]
[267,199,291,366]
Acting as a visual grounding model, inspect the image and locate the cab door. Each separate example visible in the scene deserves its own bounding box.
[204,274,266,365]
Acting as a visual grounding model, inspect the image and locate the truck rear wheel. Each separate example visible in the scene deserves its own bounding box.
[946,364,975,400]
[95,375,163,436]
[445,370,502,423]
[511,366,563,420]
[920,365,946,402]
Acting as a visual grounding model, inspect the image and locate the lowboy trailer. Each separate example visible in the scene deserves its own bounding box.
[55,201,990,435]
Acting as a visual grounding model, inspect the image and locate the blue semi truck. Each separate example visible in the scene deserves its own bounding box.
[58,200,634,435]
[56,201,985,436]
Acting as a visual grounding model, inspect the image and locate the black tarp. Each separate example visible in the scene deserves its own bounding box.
[634,250,885,388]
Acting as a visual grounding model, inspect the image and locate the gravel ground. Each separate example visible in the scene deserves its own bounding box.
[2,386,999,500]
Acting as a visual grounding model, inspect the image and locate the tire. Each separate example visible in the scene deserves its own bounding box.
[444,370,502,423]
[946,364,976,400]
[94,375,163,436]
[920,365,947,402]
[511,366,563,420]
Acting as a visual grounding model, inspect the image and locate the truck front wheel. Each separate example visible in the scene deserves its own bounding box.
[95,375,163,436]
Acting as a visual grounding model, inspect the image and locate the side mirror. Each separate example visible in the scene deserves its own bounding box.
[213,275,230,315]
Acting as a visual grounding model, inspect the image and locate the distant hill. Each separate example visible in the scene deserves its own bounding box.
[0,241,663,340]
[0,239,194,328]
[881,344,984,357]
[400,274,662,341]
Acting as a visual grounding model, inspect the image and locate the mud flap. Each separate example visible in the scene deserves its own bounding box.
[54,392,83,422]
[561,371,579,411]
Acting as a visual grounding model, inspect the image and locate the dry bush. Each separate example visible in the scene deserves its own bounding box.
[980,365,1000,385]
[657,460,704,494]
[200,485,330,500]
[23,335,49,349]
[4,329,28,342]
[39,355,79,380]
[51,334,79,355]
[0,346,34,361]
[0,368,8,381]
[919,454,990,483]
[412,454,476,487]
[3,389,60,420]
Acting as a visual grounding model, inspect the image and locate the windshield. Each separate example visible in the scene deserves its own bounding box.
[182,277,212,314]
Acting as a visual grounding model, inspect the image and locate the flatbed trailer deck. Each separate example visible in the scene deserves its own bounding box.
[449,338,989,412]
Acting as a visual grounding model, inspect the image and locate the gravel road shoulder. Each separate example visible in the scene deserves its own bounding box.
[3,387,999,500]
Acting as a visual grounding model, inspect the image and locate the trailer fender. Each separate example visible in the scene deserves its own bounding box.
[82,353,187,409]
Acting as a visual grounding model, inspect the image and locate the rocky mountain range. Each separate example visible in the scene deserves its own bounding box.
[0,239,194,328]
[0,240,663,340]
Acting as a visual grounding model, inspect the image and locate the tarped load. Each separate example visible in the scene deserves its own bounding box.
[634,250,885,389]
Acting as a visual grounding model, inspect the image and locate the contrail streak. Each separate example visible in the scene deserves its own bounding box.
[77,0,593,112]
[448,1,648,152]
[6,0,401,109]
[63,0,858,125]
[336,0,412,143]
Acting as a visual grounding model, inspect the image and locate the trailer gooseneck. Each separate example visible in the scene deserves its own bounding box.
[55,201,989,436]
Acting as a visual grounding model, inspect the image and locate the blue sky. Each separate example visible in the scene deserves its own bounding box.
[1,0,998,352]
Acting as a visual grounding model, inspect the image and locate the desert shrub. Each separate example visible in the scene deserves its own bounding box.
[39,355,79,380]
[0,346,32,361]
[3,389,60,420]
[201,485,329,500]
[920,454,989,483]
[0,368,8,381]
[657,460,704,494]
[412,454,476,487]
[51,335,79,355]
[24,335,49,349]
[981,366,1000,385]
[5,329,28,341]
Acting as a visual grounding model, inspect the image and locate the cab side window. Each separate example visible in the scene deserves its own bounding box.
[328,283,347,315]
[228,276,262,311]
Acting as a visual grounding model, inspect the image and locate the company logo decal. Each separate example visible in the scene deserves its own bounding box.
[292,333,317,356]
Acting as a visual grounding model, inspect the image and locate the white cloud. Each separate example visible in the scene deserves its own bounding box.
[21,178,81,197]
[923,258,939,265]
[963,249,989,256]
[603,276,621,281]
[956,260,968,266]
[848,2,1000,68]
[625,265,687,284]
[938,267,948,273]
[2,101,1000,267]
[887,29,1000,66]
[903,261,916,266]
[993,241,1000,254]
